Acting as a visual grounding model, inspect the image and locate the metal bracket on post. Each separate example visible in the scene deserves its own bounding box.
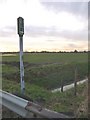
[17,17,25,94]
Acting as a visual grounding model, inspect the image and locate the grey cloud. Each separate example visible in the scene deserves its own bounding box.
[25,25,87,41]
[41,2,88,19]
[25,26,48,37]
[0,25,87,42]
[25,26,60,37]
[60,30,87,41]
[0,26,16,37]
[68,43,79,48]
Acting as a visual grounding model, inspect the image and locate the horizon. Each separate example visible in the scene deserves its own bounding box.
[0,49,89,53]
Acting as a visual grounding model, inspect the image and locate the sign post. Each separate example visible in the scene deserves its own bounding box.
[17,17,25,94]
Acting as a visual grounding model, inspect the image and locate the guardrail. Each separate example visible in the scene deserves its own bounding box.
[0,89,70,118]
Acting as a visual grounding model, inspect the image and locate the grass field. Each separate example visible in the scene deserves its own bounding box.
[2,53,88,89]
[2,52,88,63]
[2,52,88,117]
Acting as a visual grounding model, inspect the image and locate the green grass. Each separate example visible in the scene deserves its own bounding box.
[2,78,87,117]
[2,64,19,74]
[2,61,88,89]
[2,53,88,89]
[2,53,88,63]
[2,79,52,105]
[46,83,87,113]
[2,53,88,117]
[22,62,88,89]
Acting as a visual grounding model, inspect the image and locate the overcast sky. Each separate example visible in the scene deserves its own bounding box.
[0,0,89,52]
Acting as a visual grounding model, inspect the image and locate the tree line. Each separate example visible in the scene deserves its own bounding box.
[1,50,88,54]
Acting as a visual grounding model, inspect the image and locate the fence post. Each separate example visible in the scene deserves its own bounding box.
[74,67,77,96]
[61,79,63,92]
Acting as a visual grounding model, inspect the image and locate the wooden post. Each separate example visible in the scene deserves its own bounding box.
[61,79,63,92]
[74,67,77,96]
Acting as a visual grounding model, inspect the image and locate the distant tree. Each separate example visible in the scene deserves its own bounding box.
[74,50,78,53]
[58,51,62,53]
[84,50,87,53]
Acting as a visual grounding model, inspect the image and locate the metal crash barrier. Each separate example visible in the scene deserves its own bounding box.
[0,89,70,118]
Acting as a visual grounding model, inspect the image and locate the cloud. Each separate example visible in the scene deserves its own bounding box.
[68,43,78,47]
[25,25,87,41]
[0,24,87,42]
[0,26,16,37]
[25,26,48,37]
[41,2,88,19]
[60,29,87,41]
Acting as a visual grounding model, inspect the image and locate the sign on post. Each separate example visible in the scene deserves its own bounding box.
[17,17,24,36]
[17,17,25,94]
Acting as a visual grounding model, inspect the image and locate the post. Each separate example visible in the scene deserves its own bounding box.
[17,17,25,94]
[61,79,63,92]
[19,36,25,94]
[74,67,77,96]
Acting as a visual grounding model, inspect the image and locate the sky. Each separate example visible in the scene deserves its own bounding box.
[0,0,89,52]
